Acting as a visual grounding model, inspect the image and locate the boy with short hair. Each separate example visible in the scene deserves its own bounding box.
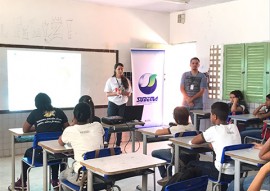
[190,102,241,191]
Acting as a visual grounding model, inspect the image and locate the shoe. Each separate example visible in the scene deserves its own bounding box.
[8,178,26,191]
[51,179,59,191]
[157,177,169,186]
[104,141,108,148]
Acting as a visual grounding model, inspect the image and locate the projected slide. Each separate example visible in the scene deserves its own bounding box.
[7,50,81,111]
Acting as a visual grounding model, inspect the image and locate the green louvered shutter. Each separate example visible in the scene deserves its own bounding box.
[222,44,245,100]
[244,43,268,102]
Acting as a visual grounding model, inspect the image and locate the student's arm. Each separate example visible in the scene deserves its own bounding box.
[247,161,270,191]
[258,138,270,160]
[155,128,170,135]
[23,121,35,133]
[58,135,65,146]
[231,98,243,112]
[256,111,270,120]
[191,133,205,144]
[253,104,266,115]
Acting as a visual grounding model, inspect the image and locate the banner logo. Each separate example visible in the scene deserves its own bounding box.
[138,73,157,95]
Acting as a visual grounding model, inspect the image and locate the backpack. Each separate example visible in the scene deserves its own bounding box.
[161,167,202,191]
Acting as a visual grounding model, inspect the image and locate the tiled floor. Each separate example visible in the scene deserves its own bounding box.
[0,139,256,191]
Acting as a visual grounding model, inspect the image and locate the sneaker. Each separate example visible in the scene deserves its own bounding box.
[51,179,59,191]
[157,177,169,186]
[8,178,26,191]
[104,141,108,148]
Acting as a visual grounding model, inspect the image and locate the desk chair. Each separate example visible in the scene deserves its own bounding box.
[244,121,270,144]
[164,175,208,191]
[209,144,254,191]
[21,131,64,191]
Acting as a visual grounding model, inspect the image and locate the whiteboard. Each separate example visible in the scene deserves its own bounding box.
[0,44,118,111]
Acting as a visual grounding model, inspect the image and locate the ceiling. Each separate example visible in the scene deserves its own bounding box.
[79,0,237,13]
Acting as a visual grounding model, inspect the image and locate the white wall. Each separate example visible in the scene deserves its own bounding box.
[0,0,170,70]
[170,0,270,72]
[0,0,170,157]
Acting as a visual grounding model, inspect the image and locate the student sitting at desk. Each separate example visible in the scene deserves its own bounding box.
[79,95,110,142]
[58,102,104,191]
[79,95,101,123]
[151,106,198,186]
[227,136,270,191]
[240,93,270,143]
[228,90,249,114]
[8,93,69,191]
[190,102,241,191]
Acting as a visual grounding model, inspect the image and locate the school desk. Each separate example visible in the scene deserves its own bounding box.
[169,136,211,173]
[9,128,35,191]
[38,140,73,191]
[137,126,172,154]
[225,148,267,191]
[228,114,259,126]
[80,153,166,191]
[190,110,211,131]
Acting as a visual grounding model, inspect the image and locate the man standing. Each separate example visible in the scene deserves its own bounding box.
[180,57,207,128]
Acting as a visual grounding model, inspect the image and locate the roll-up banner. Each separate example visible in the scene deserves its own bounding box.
[131,49,165,127]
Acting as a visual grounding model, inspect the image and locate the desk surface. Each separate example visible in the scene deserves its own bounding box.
[225,148,267,165]
[169,136,210,149]
[9,128,35,136]
[190,110,211,115]
[80,153,166,175]
[137,126,168,136]
[102,121,145,128]
[228,114,258,121]
[38,140,73,154]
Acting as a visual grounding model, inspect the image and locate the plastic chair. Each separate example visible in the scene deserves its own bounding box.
[209,143,254,191]
[21,131,64,191]
[164,175,208,191]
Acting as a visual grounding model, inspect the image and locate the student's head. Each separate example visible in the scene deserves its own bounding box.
[79,95,95,122]
[265,94,270,107]
[173,106,190,125]
[73,102,91,123]
[229,90,244,102]
[190,57,200,71]
[113,63,124,77]
[35,93,53,111]
[210,102,230,123]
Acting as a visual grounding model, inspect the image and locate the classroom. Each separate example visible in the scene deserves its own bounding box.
[0,0,270,190]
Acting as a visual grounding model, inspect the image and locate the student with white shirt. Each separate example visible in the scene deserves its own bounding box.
[190,102,241,191]
[151,106,198,186]
[58,102,104,191]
